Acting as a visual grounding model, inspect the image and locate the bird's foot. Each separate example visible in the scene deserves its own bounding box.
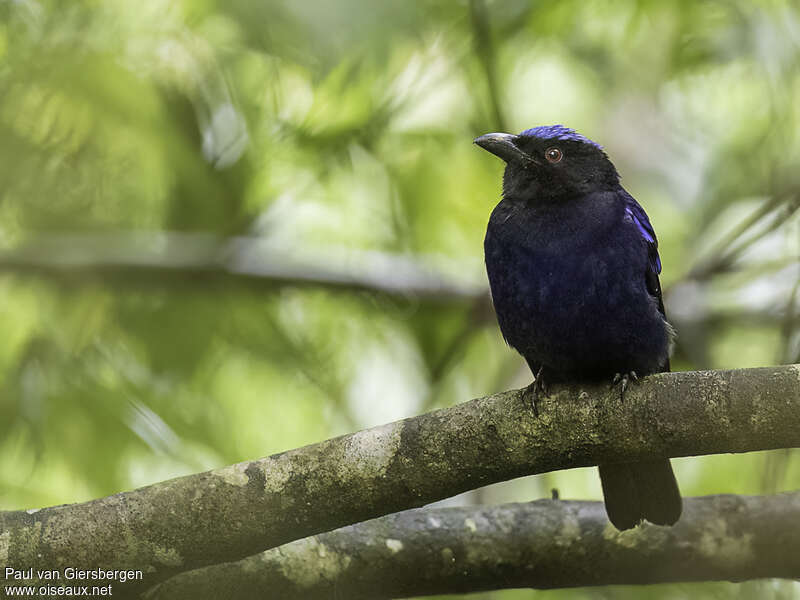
[522,367,548,417]
[611,371,638,401]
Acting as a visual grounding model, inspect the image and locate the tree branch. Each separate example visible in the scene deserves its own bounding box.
[0,231,483,301]
[1,364,798,596]
[146,492,800,599]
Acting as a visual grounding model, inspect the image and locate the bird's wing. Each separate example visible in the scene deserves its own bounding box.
[621,193,666,317]
[622,192,671,371]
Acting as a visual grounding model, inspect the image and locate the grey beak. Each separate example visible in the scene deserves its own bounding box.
[474,132,527,163]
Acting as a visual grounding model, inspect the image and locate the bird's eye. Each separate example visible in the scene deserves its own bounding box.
[545,147,563,163]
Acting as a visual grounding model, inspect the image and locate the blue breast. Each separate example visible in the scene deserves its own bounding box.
[484,194,670,381]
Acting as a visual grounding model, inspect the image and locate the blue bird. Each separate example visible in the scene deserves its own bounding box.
[475,125,681,530]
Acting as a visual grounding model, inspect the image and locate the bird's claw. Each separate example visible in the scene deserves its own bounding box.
[611,371,638,401]
[523,367,547,417]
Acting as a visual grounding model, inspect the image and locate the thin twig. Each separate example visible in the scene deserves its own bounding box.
[469,0,507,132]
[683,195,799,283]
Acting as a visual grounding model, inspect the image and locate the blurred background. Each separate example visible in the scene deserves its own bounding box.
[1,0,799,598]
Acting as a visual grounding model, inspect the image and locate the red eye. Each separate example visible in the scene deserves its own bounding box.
[545,147,563,163]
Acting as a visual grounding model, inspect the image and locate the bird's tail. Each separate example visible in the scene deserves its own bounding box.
[598,459,682,530]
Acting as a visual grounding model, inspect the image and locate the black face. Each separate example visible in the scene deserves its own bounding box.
[474,131,619,202]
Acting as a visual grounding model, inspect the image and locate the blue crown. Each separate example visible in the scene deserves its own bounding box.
[519,125,602,150]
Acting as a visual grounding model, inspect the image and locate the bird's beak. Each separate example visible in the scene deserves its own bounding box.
[474,132,528,164]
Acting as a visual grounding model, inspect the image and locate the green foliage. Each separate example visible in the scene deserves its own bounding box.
[0,0,798,597]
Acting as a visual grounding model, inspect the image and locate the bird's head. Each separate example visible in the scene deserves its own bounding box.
[475,125,619,202]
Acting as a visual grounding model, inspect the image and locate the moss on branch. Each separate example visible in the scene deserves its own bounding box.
[147,492,800,599]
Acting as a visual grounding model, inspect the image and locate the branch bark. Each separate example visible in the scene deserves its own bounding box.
[1,364,798,596]
[146,492,800,599]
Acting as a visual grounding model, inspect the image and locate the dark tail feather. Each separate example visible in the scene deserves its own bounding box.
[598,459,682,530]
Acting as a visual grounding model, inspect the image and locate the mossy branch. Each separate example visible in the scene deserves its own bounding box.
[147,492,800,599]
[1,364,798,596]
